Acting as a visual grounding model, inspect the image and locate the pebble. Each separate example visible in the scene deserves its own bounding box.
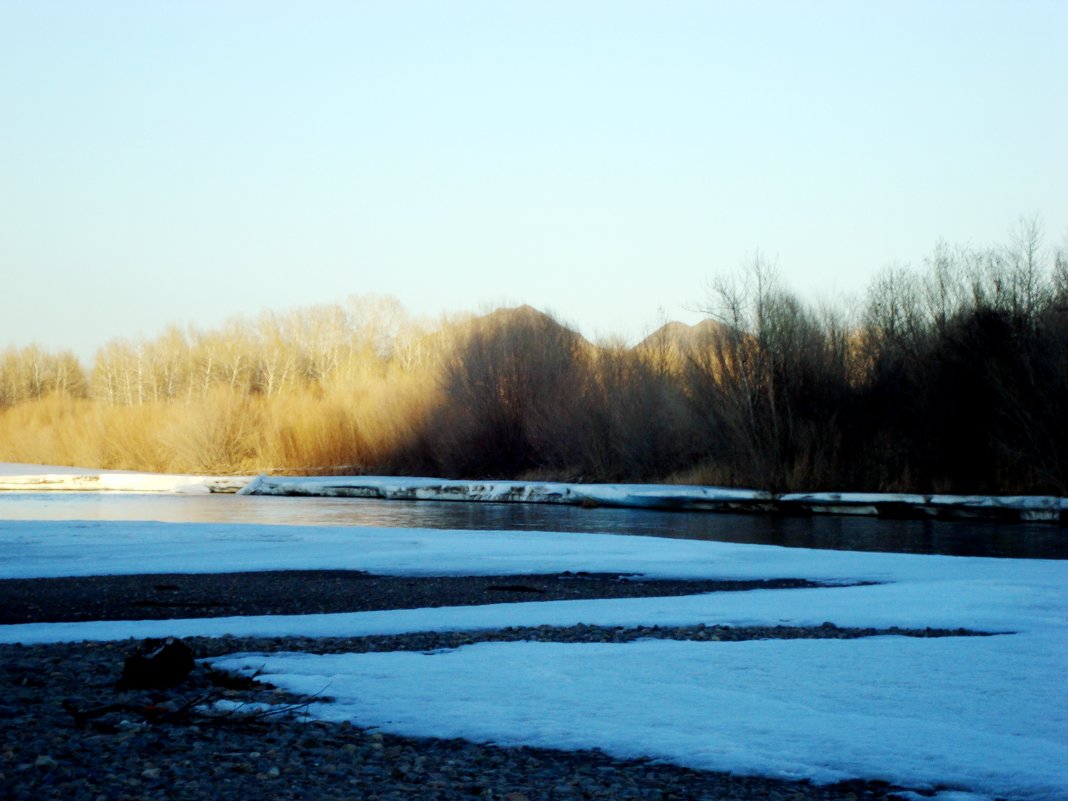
[0,631,959,801]
[0,573,990,801]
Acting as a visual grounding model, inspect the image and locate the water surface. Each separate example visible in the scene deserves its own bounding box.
[0,492,1063,559]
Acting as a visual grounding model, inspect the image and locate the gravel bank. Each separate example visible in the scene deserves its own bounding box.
[0,571,985,801]
[0,572,823,625]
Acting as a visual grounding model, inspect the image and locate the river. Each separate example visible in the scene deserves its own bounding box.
[0,492,1063,559]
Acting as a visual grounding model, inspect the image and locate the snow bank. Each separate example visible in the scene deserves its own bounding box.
[213,635,1068,801]
[0,462,133,476]
[237,474,771,509]
[781,491,1068,523]
[0,464,249,494]
[4,463,1064,521]
[241,474,1068,523]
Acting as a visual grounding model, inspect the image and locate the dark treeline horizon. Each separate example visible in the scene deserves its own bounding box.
[3,220,1067,495]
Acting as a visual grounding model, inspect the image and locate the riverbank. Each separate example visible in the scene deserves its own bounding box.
[2,463,1066,524]
[3,513,1065,800]
[2,571,967,801]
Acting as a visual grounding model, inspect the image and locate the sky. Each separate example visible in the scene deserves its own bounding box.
[2,1,1066,361]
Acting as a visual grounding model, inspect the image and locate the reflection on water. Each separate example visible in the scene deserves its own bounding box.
[0,492,1063,559]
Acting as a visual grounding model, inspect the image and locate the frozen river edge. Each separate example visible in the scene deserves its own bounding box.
[1,467,1066,524]
[240,474,1068,524]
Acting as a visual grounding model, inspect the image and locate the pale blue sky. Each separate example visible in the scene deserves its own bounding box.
[2,1,1065,360]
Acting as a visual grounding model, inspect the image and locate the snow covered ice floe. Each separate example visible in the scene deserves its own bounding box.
[3,463,1064,520]
[2,519,1066,800]
[240,474,1068,522]
[237,473,770,508]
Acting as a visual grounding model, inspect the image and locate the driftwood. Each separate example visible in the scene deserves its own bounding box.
[65,665,314,729]
[62,692,313,729]
[118,637,195,689]
[60,637,321,730]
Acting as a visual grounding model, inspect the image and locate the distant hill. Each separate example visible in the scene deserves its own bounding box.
[636,318,728,353]
[470,305,595,351]
[477,304,569,330]
[452,305,727,357]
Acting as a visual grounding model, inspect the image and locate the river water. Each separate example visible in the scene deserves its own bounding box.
[0,492,1064,559]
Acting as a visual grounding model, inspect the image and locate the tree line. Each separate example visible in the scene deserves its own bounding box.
[2,221,1066,494]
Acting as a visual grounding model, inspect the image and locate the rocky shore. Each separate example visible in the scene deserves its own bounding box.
[0,572,984,801]
[0,571,824,625]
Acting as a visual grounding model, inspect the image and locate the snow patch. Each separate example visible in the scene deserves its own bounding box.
[212,636,1068,801]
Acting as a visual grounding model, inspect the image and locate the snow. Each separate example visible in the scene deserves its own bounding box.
[1,499,1067,799]
[237,473,772,509]
[2,463,1064,521]
[0,473,246,493]
[213,636,1067,800]
[0,517,1061,588]
[242,474,1067,522]
[0,462,133,475]
[0,576,1051,644]
[0,464,248,493]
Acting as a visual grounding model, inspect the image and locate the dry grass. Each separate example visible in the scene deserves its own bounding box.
[4,237,1067,495]
[0,393,99,468]
[0,371,443,476]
